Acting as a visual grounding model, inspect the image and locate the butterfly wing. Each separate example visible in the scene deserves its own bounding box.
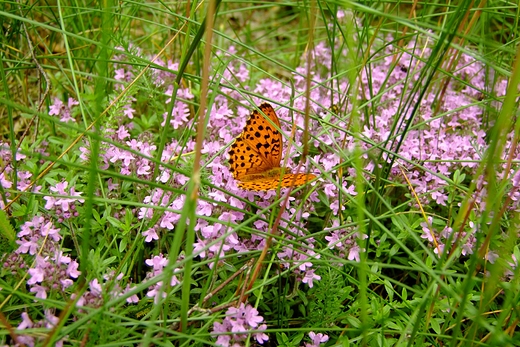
[228,103,283,180]
[238,173,317,191]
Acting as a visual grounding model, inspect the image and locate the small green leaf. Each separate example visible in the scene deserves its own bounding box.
[107,216,122,228]
[0,209,16,242]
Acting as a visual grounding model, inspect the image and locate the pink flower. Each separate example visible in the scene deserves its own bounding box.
[305,331,329,347]
[302,269,321,288]
[143,228,159,242]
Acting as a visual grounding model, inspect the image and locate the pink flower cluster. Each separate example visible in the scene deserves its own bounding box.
[0,142,42,209]
[144,253,181,303]
[15,311,63,347]
[118,46,323,287]
[48,97,78,123]
[43,181,83,222]
[74,272,139,308]
[212,303,268,346]
[325,220,367,262]
[78,45,194,183]
[13,216,80,299]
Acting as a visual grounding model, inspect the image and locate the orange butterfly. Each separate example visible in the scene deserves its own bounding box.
[228,103,316,191]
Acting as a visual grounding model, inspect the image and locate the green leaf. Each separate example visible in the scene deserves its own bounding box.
[431,317,441,334]
[107,216,122,228]
[0,209,16,242]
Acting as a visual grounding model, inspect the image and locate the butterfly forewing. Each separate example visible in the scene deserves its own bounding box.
[228,103,283,180]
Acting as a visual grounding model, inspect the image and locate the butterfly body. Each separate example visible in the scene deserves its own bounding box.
[228,103,316,191]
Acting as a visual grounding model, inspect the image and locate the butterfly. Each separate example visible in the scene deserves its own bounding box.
[227,103,316,191]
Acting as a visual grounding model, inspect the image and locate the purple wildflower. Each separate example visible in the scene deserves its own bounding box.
[15,310,64,347]
[325,220,367,262]
[75,271,139,308]
[305,331,329,347]
[144,254,181,303]
[211,303,268,346]
[420,217,479,257]
[48,97,78,122]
